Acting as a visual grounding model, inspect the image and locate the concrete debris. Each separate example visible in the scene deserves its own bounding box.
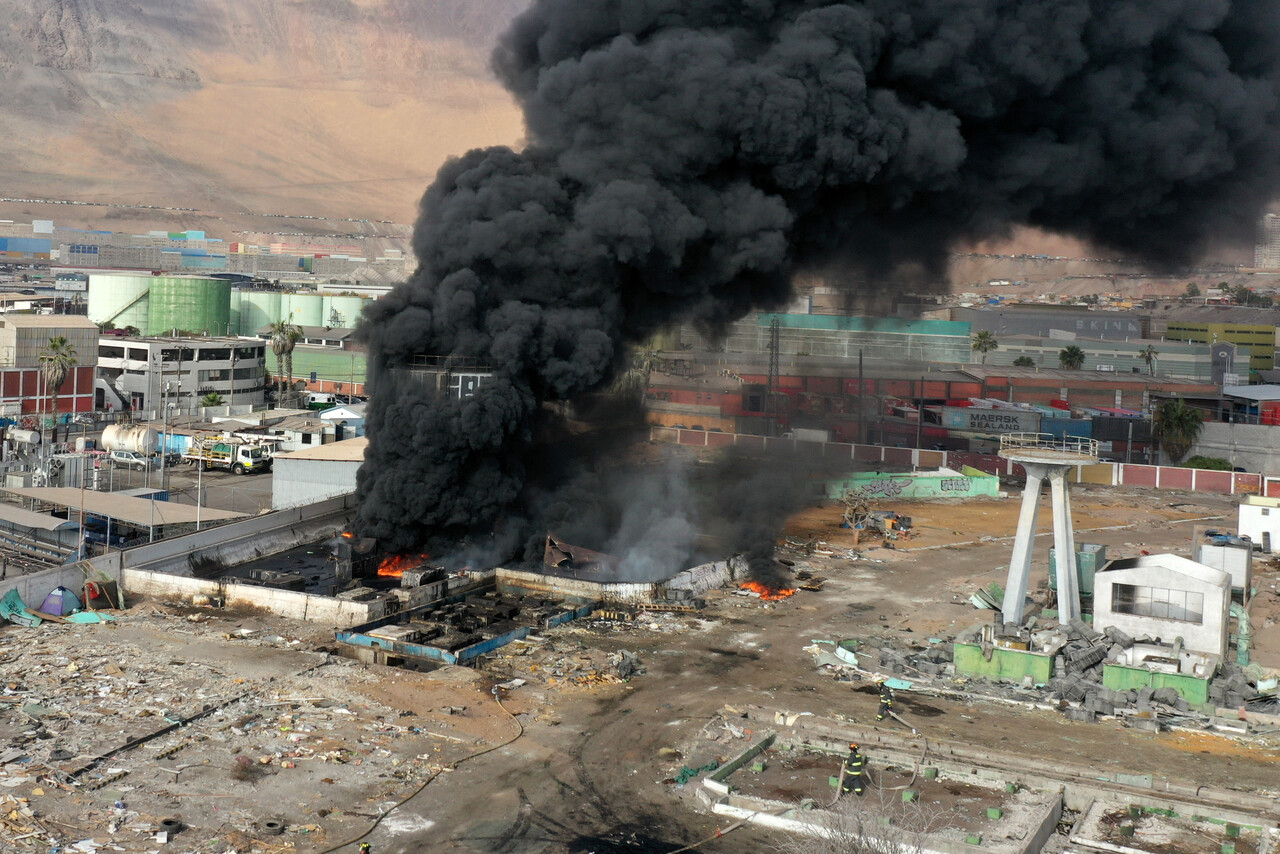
[0,602,514,851]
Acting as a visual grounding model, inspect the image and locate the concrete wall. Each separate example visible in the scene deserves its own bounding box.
[650,428,1265,496]
[1102,665,1211,709]
[1192,423,1280,473]
[121,568,382,625]
[495,566,658,603]
[0,494,357,613]
[826,466,999,500]
[953,643,1053,684]
[1093,565,1231,658]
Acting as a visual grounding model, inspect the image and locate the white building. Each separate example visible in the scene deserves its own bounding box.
[271,436,365,510]
[1238,495,1280,553]
[96,336,267,412]
[318,402,366,437]
[1093,554,1231,658]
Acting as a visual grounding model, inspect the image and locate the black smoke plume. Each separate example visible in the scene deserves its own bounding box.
[358,0,1280,553]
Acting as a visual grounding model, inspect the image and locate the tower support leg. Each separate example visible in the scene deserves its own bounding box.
[1050,469,1081,623]
[1001,467,1044,625]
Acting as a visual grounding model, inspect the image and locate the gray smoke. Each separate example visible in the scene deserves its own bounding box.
[358,0,1280,553]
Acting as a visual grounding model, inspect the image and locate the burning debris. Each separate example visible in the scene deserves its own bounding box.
[377,553,430,579]
[356,0,1280,564]
[738,580,797,602]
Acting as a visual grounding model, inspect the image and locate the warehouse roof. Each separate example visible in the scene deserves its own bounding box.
[276,436,368,462]
[1,487,246,527]
[0,313,98,328]
[1222,385,1280,402]
[0,502,80,531]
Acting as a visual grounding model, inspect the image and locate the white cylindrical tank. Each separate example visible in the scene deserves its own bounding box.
[9,429,41,445]
[101,424,159,454]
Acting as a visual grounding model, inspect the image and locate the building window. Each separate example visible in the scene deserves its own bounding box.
[301,433,313,445]
[99,346,125,359]
[128,348,148,360]
[1112,583,1204,623]
[1262,508,1270,516]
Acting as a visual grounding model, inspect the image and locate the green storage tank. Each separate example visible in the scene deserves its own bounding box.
[147,276,231,336]
[282,292,324,328]
[88,273,152,331]
[1048,543,1106,596]
[235,290,283,336]
[324,295,369,329]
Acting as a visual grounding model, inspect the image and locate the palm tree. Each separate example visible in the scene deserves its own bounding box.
[971,331,998,364]
[1139,344,1158,376]
[200,392,224,408]
[39,336,78,442]
[267,320,301,401]
[1058,345,1086,370]
[1153,398,1203,464]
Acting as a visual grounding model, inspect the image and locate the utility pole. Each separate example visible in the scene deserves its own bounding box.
[916,375,925,450]
[857,349,865,445]
[765,316,780,437]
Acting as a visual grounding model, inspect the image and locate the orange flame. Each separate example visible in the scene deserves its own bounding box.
[377,553,428,578]
[341,531,355,539]
[739,580,796,601]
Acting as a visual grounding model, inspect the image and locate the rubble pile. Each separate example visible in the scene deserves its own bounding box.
[0,605,497,851]
[486,633,648,689]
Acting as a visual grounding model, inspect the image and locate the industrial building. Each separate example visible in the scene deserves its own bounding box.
[953,304,1148,340]
[983,335,1237,382]
[1255,212,1280,269]
[677,311,973,364]
[1146,304,1280,375]
[1093,555,1232,659]
[271,436,365,510]
[96,335,268,412]
[0,313,98,417]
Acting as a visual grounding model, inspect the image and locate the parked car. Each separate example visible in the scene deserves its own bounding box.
[108,450,151,470]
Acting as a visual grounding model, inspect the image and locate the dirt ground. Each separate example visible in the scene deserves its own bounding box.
[4,483,1278,854]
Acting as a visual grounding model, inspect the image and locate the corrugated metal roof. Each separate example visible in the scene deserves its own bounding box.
[276,436,368,461]
[0,502,79,531]
[1223,385,1280,402]
[2,487,245,526]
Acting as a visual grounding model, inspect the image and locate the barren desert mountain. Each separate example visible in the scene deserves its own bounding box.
[0,0,528,234]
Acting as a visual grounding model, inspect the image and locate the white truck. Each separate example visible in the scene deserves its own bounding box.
[182,436,274,475]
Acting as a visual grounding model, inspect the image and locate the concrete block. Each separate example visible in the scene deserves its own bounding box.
[966,835,982,846]
[922,768,938,780]
[987,807,1003,820]
[1151,687,1181,706]
[1226,824,1241,838]
[1130,718,1161,733]
[902,790,918,802]
[1064,707,1096,723]
[1136,686,1155,702]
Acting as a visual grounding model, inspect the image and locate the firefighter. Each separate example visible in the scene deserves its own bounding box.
[876,677,894,722]
[358,844,371,854]
[841,742,866,797]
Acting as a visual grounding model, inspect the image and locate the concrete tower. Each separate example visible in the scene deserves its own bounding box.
[998,433,1100,626]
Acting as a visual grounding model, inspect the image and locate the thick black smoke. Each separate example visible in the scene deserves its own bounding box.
[358,0,1280,553]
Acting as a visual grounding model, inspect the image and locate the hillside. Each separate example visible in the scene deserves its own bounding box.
[0,0,527,233]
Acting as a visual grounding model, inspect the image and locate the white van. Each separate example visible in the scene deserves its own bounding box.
[306,392,336,409]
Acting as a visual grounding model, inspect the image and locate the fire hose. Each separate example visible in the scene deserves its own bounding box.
[315,685,524,854]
